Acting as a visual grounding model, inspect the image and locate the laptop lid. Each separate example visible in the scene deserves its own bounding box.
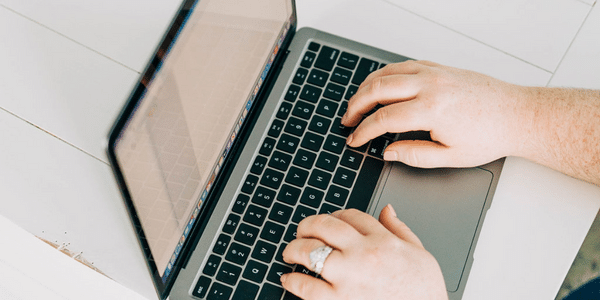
[106,0,296,297]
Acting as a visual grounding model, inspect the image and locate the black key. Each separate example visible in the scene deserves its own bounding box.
[340,149,363,170]
[216,262,242,286]
[232,280,260,300]
[350,142,369,153]
[268,119,284,138]
[192,276,211,298]
[352,58,379,85]
[331,67,352,85]
[277,101,293,120]
[380,63,387,69]
[232,194,250,214]
[203,255,221,276]
[268,202,294,225]
[300,186,324,208]
[299,85,322,103]
[316,99,339,118]
[213,234,231,255]
[244,204,268,227]
[292,205,317,223]
[207,282,233,300]
[284,292,303,300]
[285,166,309,187]
[319,203,341,215]
[284,224,298,243]
[333,167,357,188]
[293,67,309,85]
[225,242,251,266]
[277,134,300,154]
[308,42,320,52]
[259,137,276,156]
[277,184,301,205]
[337,100,348,117]
[308,169,332,190]
[223,214,240,234]
[325,185,349,206]
[241,174,259,194]
[276,243,289,264]
[296,265,316,278]
[330,117,352,137]
[293,148,317,169]
[284,117,307,137]
[269,151,292,172]
[250,156,267,175]
[307,69,329,87]
[242,261,269,284]
[267,263,293,285]
[258,283,285,300]
[285,84,301,102]
[346,156,384,212]
[252,240,277,263]
[235,223,260,246]
[300,132,324,152]
[323,135,346,154]
[300,51,316,68]
[292,100,315,120]
[261,221,285,244]
[338,52,359,70]
[316,151,339,172]
[314,45,340,71]
[368,136,392,159]
[261,168,284,190]
[323,82,345,101]
[308,115,331,135]
[345,85,359,100]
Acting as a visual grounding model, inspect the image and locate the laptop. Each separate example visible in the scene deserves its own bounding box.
[106,0,504,299]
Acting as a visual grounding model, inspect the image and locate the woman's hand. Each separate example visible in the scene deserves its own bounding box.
[281,206,448,300]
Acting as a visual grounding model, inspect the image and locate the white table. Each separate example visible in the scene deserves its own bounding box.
[1,0,599,299]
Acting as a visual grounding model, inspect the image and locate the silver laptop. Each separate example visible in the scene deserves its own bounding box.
[107,1,504,299]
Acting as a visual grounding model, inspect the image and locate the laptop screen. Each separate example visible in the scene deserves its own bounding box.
[110,0,294,287]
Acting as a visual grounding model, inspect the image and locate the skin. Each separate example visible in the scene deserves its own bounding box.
[281,60,600,299]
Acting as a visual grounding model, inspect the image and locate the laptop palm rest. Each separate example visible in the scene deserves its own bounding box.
[372,163,493,292]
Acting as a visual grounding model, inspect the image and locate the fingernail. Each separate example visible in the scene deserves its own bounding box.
[346,134,353,145]
[280,274,287,284]
[386,204,397,218]
[383,150,397,161]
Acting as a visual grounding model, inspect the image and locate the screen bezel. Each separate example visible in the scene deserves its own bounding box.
[106,0,298,298]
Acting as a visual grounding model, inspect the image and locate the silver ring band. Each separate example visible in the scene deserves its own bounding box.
[309,245,333,275]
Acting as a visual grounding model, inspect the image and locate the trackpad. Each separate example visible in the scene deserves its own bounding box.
[373,163,493,292]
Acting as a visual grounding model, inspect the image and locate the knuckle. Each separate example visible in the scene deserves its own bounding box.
[373,107,389,129]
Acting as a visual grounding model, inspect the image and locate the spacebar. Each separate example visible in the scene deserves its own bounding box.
[345,156,385,212]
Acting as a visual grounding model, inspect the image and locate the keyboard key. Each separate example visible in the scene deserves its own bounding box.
[308,42,320,52]
[314,45,340,71]
[293,67,309,85]
[277,184,301,205]
[300,132,324,152]
[284,292,303,300]
[293,148,317,169]
[338,52,359,70]
[368,136,392,159]
[319,203,341,215]
[261,221,285,244]
[241,174,259,194]
[250,156,267,175]
[323,82,345,101]
[300,186,324,208]
[285,84,301,102]
[325,185,349,206]
[216,262,242,286]
[284,223,298,243]
[308,115,331,135]
[345,85,358,100]
[203,255,221,276]
[232,194,250,214]
[352,58,379,85]
[234,223,260,246]
[299,85,322,103]
[316,151,339,172]
[244,204,268,227]
[213,234,231,255]
[277,101,293,120]
[340,149,363,170]
[337,101,348,117]
[316,99,339,118]
[268,119,284,138]
[207,282,233,300]
[252,240,277,263]
[268,151,292,172]
[268,202,294,224]
[242,261,268,284]
[253,186,276,208]
[258,283,285,300]
[284,118,307,137]
[192,276,211,298]
[307,69,329,87]
[276,243,289,264]
[300,51,316,68]
[331,67,352,85]
[330,117,352,138]
[267,263,294,285]
[225,242,251,266]
[285,166,309,187]
[346,156,384,212]
[223,214,240,234]
[323,135,346,154]
[292,100,315,120]
[261,168,284,190]
[259,137,276,156]
[308,169,332,190]
[292,205,317,223]
[277,134,300,154]
[333,167,357,188]
[232,280,260,300]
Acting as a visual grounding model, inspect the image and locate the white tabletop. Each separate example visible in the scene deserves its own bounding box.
[1,0,599,299]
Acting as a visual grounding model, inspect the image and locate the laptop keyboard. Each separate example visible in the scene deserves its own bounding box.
[193,41,394,300]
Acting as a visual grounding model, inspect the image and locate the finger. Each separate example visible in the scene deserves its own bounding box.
[378,204,424,248]
[343,74,421,127]
[296,214,363,250]
[358,60,428,90]
[281,272,336,300]
[383,139,452,169]
[347,101,429,148]
[282,238,344,281]
[330,209,385,236]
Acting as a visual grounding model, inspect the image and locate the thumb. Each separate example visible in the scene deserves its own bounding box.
[383,140,451,168]
[379,204,424,249]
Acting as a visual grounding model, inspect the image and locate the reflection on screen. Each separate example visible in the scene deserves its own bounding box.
[114,0,292,277]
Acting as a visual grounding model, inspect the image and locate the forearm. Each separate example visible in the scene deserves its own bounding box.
[517,87,600,186]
